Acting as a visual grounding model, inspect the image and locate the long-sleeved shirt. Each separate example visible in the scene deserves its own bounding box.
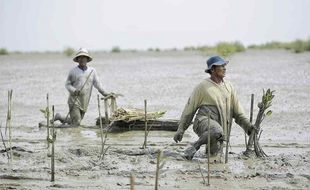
[178,78,251,139]
[65,66,107,111]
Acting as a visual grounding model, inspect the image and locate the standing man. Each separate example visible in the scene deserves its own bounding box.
[173,56,255,160]
[54,48,113,126]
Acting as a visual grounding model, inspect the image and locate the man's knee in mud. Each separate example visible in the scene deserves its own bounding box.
[195,117,224,140]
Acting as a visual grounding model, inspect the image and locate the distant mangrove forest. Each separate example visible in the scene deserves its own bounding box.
[1,38,310,58]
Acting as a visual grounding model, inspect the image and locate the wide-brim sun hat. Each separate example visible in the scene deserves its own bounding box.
[205,55,229,73]
[73,48,92,63]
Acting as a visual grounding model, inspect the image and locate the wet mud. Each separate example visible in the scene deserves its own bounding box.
[1,50,310,189]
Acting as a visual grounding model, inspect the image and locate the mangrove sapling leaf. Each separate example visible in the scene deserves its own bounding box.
[159,161,165,169]
[40,107,50,119]
[266,110,272,116]
[47,132,57,143]
[47,137,53,144]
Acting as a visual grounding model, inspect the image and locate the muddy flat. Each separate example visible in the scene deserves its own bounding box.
[0,50,310,189]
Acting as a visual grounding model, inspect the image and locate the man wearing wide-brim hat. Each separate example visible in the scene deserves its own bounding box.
[173,55,256,160]
[54,48,113,126]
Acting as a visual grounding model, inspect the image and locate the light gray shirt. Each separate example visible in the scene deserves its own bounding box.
[65,66,106,111]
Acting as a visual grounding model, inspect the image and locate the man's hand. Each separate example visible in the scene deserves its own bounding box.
[102,92,115,98]
[173,129,184,143]
[73,90,80,96]
[247,124,258,136]
[109,92,116,98]
[102,92,123,98]
[100,91,109,97]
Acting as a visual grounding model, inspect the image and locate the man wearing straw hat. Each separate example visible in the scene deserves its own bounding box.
[54,48,113,126]
[173,55,256,160]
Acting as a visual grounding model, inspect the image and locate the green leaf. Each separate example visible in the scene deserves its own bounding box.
[40,107,49,119]
[266,110,272,116]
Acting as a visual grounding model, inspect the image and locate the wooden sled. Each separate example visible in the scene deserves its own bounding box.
[101,119,179,133]
[38,96,179,132]
[38,119,178,132]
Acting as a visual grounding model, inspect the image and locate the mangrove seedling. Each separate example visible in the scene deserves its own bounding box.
[252,89,275,157]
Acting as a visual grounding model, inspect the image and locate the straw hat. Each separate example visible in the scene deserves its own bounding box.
[73,48,92,62]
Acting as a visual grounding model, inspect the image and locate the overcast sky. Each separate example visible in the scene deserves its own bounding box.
[1,0,310,51]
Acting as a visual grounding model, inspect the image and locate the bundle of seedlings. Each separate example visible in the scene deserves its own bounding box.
[112,108,165,121]
[110,108,166,122]
[251,89,275,157]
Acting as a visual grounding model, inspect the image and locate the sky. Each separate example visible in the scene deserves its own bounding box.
[1,0,310,52]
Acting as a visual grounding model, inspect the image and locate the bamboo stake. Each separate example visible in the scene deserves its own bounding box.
[225,98,229,164]
[246,94,254,147]
[146,120,156,137]
[130,174,135,190]
[5,90,10,135]
[46,93,50,149]
[7,90,13,162]
[225,98,232,164]
[197,160,206,185]
[142,100,147,149]
[51,105,55,182]
[225,126,232,163]
[110,96,117,114]
[250,94,254,128]
[155,150,162,190]
[0,124,10,162]
[99,97,112,160]
[100,119,112,160]
[207,110,211,185]
[97,94,104,158]
[104,98,109,125]
[246,94,255,151]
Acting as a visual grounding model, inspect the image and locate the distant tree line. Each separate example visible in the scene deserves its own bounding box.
[63,47,75,57]
[184,41,246,57]
[183,38,310,57]
[0,48,9,55]
[248,39,310,53]
[2,38,310,57]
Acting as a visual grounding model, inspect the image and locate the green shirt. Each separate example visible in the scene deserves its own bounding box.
[178,78,251,139]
